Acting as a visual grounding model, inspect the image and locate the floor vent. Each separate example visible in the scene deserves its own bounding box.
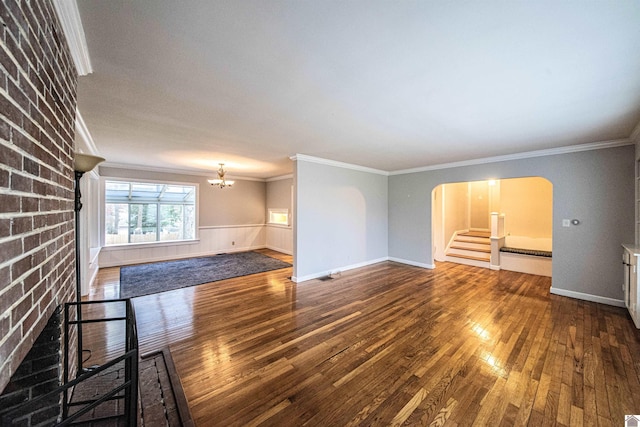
[317,275,334,281]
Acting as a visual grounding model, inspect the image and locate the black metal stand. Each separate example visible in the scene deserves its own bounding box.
[74,170,85,377]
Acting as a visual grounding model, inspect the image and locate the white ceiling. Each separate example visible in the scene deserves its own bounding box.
[75,0,640,179]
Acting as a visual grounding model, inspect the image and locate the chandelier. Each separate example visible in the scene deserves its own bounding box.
[208,163,234,188]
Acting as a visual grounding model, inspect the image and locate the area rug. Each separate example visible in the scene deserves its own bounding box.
[119,251,292,298]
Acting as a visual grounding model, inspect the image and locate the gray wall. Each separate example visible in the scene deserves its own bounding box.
[389,145,635,301]
[294,160,388,280]
[100,166,266,226]
[266,177,293,218]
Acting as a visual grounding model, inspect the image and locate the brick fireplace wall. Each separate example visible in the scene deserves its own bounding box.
[0,0,78,397]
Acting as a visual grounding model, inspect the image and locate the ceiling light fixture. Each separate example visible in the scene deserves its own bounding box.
[208,163,234,188]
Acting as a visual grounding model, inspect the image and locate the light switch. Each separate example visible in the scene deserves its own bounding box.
[562,219,570,227]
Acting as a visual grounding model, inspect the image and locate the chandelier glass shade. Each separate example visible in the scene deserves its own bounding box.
[208,163,234,188]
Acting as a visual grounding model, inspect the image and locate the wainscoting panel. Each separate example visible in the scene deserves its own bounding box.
[266,225,293,255]
[99,225,267,267]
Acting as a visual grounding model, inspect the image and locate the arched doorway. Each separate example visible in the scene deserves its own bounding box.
[432,177,553,276]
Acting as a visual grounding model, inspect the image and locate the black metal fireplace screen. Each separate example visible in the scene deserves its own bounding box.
[1,299,139,426]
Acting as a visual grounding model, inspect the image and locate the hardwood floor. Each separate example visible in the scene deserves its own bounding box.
[86,249,640,426]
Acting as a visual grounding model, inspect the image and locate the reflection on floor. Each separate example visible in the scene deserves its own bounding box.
[85,249,640,426]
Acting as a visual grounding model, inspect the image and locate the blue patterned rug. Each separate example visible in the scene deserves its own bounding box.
[119,251,291,298]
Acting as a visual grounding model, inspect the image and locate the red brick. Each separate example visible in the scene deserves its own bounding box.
[0,314,9,339]
[38,288,53,314]
[23,233,40,251]
[0,91,23,127]
[23,269,40,291]
[31,278,46,302]
[21,196,39,212]
[21,113,41,141]
[0,2,20,42]
[23,156,39,175]
[0,327,21,363]
[31,178,49,196]
[7,76,29,112]
[32,214,44,229]
[39,165,52,181]
[11,129,39,157]
[0,265,9,291]
[0,0,78,395]
[2,32,26,75]
[0,169,8,188]
[0,41,18,80]
[10,172,32,192]
[0,140,22,169]
[31,247,47,266]
[0,282,22,313]
[21,306,39,336]
[0,237,23,260]
[11,254,32,281]
[0,120,10,142]
[0,218,9,238]
[10,215,32,234]
[11,294,33,327]
[0,193,20,211]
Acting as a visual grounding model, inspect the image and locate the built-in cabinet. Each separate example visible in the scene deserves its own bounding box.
[622,244,640,328]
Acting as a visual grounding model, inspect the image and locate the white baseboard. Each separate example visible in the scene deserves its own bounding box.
[550,287,625,307]
[387,257,435,269]
[292,257,389,283]
[265,245,292,255]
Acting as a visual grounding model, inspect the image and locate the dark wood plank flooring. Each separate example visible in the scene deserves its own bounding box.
[86,249,640,426]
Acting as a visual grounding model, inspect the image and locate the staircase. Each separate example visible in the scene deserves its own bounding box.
[445,230,491,268]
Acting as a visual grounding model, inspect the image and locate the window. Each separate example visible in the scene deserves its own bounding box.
[105,180,196,245]
[268,209,289,226]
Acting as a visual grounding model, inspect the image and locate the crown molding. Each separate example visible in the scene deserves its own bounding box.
[389,138,633,175]
[100,162,267,182]
[53,0,92,76]
[290,154,388,176]
[74,109,100,155]
[266,174,293,182]
[630,120,640,144]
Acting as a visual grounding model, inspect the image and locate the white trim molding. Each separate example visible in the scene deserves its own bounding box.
[265,245,292,255]
[75,109,100,155]
[390,139,633,175]
[266,174,293,182]
[631,120,640,144]
[388,257,435,269]
[290,154,389,176]
[291,257,388,283]
[200,224,265,230]
[99,224,268,267]
[53,0,92,75]
[291,257,436,283]
[550,287,625,308]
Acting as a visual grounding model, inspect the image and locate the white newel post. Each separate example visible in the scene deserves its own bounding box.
[490,212,506,270]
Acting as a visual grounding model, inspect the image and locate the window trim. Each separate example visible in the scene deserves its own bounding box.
[268,208,289,226]
[101,176,199,247]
